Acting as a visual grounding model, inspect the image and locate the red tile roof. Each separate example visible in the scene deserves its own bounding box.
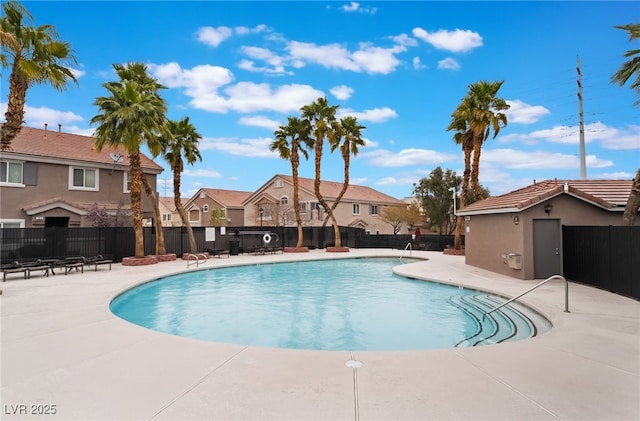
[458,179,633,215]
[200,188,253,208]
[3,126,163,172]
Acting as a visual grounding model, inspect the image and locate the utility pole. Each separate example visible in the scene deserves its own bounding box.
[159,177,171,197]
[577,57,586,180]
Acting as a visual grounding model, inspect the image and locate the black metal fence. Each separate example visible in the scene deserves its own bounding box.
[563,225,640,299]
[0,226,457,264]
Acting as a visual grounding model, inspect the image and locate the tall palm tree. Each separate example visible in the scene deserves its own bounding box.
[464,80,509,199]
[301,97,341,247]
[322,116,366,232]
[159,117,203,253]
[446,112,473,250]
[611,23,640,105]
[0,0,78,150]
[91,62,168,258]
[271,116,313,248]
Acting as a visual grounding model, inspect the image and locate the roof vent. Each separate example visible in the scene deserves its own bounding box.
[44,123,48,138]
[564,182,569,192]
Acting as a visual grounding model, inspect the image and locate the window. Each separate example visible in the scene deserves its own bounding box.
[189,209,200,222]
[0,219,24,228]
[280,196,288,205]
[69,167,98,190]
[1,160,23,185]
[123,172,131,193]
[370,204,379,216]
[299,202,307,213]
[203,204,209,212]
[275,180,283,188]
[352,203,360,215]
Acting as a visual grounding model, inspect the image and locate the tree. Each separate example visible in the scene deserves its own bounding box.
[91,62,168,258]
[379,206,409,235]
[271,116,312,248]
[209,208,227,227]
[86,203,111,227]
[158,117,202,253]
[301,97,342,247]
[623,168,640,226]
[0,0,78,150]
[413,167,462,236]
[141,173,166,255]
[113,199,131,227]
[611,23,640,105]
[322,115,366,229]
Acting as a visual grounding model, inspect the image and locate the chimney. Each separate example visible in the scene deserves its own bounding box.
[58,124,62,136]
[44,123,48,138]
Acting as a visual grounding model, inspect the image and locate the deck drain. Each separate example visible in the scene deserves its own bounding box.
[345,360,362,368]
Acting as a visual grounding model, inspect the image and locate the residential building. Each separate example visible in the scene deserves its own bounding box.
[242,174,408,235]
[158,197,187,227]
[184,188,252,227]
[0,125,163,228]
[456,178,638,280]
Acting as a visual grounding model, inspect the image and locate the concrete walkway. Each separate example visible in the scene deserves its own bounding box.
[1,249,638,420]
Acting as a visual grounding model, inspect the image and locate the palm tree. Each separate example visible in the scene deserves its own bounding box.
[159,117,203,253]
[271,116,313,248]
[446,112,473,250]
[0,0,78,150]
[91,62,168,258]
[322,116,366,232]
[622,168,640,226]
[463,80,509,199]
[611,23,640,105]
[301,97,341,247]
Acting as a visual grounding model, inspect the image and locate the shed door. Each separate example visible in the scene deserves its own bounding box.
[533,219,562,279]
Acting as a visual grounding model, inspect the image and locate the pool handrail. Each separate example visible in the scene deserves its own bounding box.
[484,274,569,319]
[186,253,208,268]
[400,242,412,261]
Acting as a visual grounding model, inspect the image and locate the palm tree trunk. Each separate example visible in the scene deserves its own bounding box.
[129,152,145,258]
[471,132,484,200]
[291,152,305,248]
[142,174,165,255]
[455,147,472,250]
[1,64,27,150]
[173,162,198,253]
[622,168,640,226]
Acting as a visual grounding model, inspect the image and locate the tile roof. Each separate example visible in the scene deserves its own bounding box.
[277,174,406,205]
[458,179,633,215]
[2,126,163,172]
[200,188,253,208]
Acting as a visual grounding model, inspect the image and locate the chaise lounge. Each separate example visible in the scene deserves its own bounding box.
[83,255,113,271]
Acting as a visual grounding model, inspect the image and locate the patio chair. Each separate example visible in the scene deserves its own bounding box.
[1,262,28,282]
[83,255,113,271]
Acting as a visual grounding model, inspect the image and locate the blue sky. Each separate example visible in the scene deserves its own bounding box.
[2,1,639,199]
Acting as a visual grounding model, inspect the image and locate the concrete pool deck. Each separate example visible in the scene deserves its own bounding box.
[1,249,638,420]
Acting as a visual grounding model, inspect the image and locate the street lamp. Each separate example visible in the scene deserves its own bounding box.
[259,207,264,227]
[449,187,457,216]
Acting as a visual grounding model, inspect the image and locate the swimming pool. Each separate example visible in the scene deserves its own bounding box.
[110,257,551,351]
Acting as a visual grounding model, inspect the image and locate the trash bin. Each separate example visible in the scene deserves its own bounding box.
[229,240,240,256]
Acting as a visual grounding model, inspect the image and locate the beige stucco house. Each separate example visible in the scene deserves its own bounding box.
[242,174,408,235]
[0,125,163,228]
[183,188,252,227]
[457,179,637,280]
[158,197,188,227]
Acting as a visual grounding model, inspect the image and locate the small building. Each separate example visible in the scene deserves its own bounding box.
[242,174,408,235]
[158,197,188,227]
[0,126,162,228]
[184,188,252,227]
[456,179,637,280]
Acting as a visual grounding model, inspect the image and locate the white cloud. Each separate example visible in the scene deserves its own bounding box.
[238,46,289,74]
[183,169,223,178]
[70,68,86,78]
[524,122,640,150]
[338,107,398,123]
[340,2,377,14]
[482,148,613,169]
[239,115,281,131]
[222,82,324,113]
[234,24,267,35]
[199,136,276,158]
[437,57,460,70]
[412,28,483,53]
[390,33,418,47]
[286,41,405,75]
[1,103,85,128]
[505,100,550,124]
[595,171,636,180]
[413,56,426,70]
[330,85,355,100]
[197,26,233,47]
[361,148,457,167]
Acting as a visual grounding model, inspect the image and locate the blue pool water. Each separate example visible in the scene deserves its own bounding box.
[110,258,550,351]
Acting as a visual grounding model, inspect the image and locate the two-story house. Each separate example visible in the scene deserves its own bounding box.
[242,174,408,235]
[184,188,252,227]
[0,125,163,227]
[158,196,188,227]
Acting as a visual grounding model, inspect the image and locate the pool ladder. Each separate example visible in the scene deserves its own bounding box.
[399,242,412,261]
[186,253,208,268]
[484,274,570,320]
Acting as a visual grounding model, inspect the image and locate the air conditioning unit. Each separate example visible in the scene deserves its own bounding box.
[507,253,522,270]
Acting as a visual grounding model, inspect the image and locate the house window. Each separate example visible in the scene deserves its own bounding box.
[275,180,283,188]
[203,204,209,212]
[353,203,360,215]
[189,209,200,222]
[0,219,25,228]
[280,196,288,205]
[370,204,379,216]
[1,160,23,185]
[123,172,131,193]
[69,167,98,191]
[299,202,307,213]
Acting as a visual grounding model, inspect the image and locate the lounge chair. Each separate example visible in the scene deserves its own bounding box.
[83,255,113,271]
[1,262,28,282]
